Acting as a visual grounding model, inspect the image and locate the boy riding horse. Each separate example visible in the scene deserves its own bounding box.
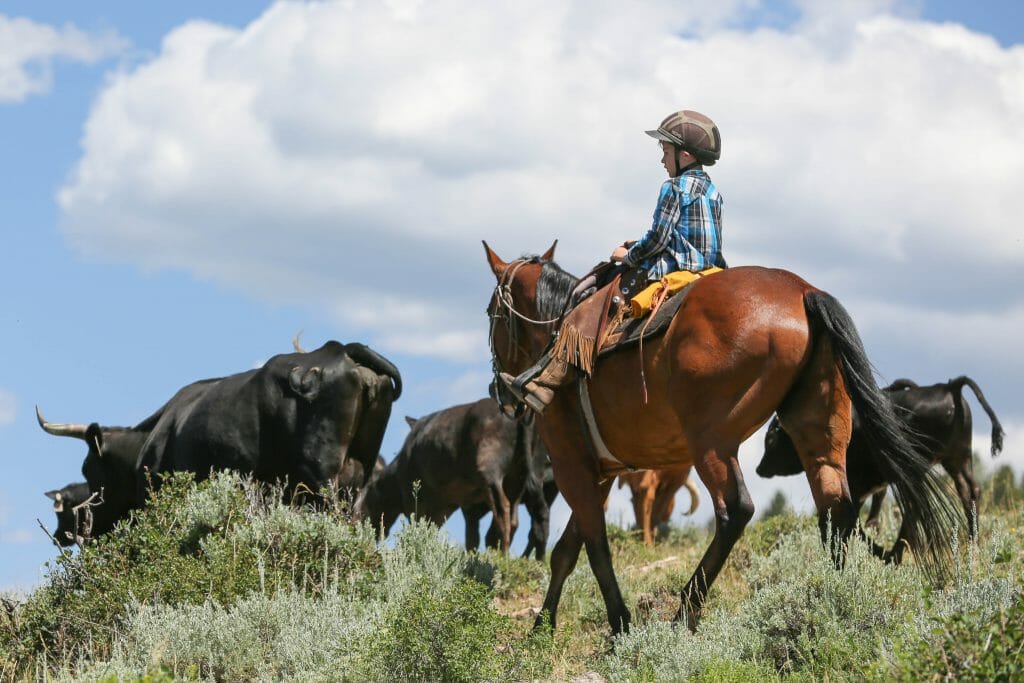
[501,109,726,413]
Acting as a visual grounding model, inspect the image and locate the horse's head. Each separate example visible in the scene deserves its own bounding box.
[483,240,575,416]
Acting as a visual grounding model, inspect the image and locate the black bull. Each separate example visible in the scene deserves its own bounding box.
[38,341,400,540]
[757,376,1005,553]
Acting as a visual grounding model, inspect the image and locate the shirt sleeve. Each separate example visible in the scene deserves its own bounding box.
[623,181,685,268]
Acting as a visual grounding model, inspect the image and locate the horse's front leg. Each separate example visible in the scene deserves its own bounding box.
[535,477,627,635]
[579,477,630,634]
[535,512,583,632]
[677,447,753,631]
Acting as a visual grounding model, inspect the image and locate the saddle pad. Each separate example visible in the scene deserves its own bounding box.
[597,268,721,357]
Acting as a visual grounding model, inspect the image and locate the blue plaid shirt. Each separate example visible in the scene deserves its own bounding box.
[622,169,724,280]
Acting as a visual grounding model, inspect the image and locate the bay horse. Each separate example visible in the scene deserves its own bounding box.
[483,242,959,635]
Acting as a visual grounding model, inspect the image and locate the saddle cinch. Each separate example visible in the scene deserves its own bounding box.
[596,265,723,358]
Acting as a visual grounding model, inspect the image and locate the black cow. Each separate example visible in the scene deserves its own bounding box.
[43,482,92,547]
[356,398,540,553]
[463,430,558,559]
[757,376,1005,555]
[35,378,215,538]
[39,341,400,539]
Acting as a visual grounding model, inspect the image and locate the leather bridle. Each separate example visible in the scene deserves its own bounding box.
[487,259,560,416]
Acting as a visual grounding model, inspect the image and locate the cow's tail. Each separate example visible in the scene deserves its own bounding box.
[804,290,959,583]
[344,343,403,400]
[949,376,1005,456]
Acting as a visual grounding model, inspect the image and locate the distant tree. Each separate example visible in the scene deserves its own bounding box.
[762,490,791,520]
[990,464,1020,509]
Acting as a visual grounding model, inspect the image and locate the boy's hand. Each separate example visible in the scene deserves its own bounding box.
[610,246,629,262]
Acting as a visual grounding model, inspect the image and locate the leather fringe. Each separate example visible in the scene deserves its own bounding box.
[551,324,595,376]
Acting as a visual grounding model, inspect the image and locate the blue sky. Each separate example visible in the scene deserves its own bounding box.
[2,0,1022,590]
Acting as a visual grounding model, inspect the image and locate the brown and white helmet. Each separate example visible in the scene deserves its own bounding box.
[646,110,721,166]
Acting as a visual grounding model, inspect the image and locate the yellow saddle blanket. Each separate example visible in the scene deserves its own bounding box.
[629,267,723,318]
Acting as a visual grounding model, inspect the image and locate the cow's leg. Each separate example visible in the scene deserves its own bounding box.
[676,445,753,631]
[637,481,656,546]
[652,474,680,540]
[884,518,912,564]
[462,506,485,551]
[485,504,519,549]
[943,457,980,540]
[486,482,513,553]
[522,487,550,560]
[865,490,886,528]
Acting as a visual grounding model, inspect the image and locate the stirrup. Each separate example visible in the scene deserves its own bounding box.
[509,352,552,394]
[499,373,554,414]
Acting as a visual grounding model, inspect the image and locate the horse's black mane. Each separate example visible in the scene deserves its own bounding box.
[527,254,578,320]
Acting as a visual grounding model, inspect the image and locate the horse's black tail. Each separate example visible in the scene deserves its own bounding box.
[948,376,1005,456]
[804,291,959,583]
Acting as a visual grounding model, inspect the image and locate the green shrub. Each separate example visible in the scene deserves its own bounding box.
[888,596,1024,681]
[358,576,512,682]
[4,471,1022,681]
[86,590,380,681]
[0,472,379,678]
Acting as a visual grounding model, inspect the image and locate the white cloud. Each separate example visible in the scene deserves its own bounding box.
[0,14,126,102]
[56,0,1023,410]
[0,389,16,427]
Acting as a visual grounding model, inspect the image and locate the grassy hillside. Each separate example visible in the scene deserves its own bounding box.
[1,470,1021,682]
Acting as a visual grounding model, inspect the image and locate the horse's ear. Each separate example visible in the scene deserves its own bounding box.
[541,240,558,261]
[482,241,508,277]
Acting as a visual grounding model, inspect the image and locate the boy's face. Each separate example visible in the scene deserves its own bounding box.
[659,142,695,177]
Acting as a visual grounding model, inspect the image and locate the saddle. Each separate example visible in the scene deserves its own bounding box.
[596,286,690,357]
[596,267,722,358]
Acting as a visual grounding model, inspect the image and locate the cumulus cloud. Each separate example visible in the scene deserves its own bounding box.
[0,14,125,102]
[57,0,1023,414]
[0,389,16,427]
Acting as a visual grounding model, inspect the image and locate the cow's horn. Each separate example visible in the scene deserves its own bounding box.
[35,405,90,439]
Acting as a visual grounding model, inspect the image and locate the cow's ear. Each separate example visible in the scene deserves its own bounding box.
[404,416,418,428]
[45,490,63,512]
[86,424,104,458]
[288,365,323,401]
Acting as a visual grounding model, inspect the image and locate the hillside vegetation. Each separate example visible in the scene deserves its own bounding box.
[1,468,1022,682]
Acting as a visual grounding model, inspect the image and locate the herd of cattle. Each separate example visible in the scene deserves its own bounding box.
[38,338,1005,563]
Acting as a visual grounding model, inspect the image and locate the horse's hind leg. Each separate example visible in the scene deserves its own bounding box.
[778,339,857,563]
[677,444,753,631]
